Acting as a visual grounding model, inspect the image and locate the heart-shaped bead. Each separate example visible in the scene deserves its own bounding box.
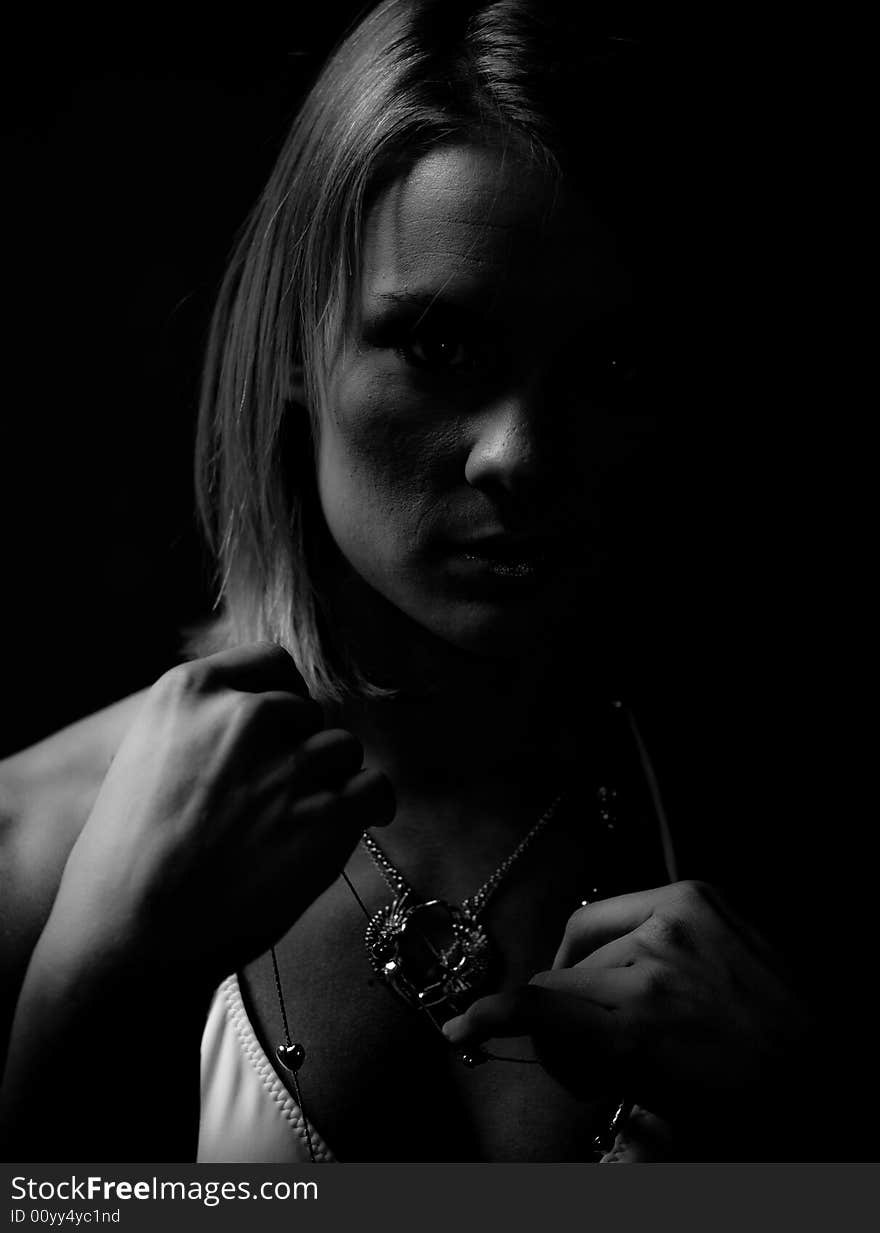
[276,1042,306,1073]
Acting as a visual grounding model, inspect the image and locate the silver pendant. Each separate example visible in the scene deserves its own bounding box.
[364,892,493,1014]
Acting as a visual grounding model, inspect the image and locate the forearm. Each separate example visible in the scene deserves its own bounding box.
[0,928,213,1162]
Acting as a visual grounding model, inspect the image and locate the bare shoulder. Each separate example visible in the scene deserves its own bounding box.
[0,690,150,991]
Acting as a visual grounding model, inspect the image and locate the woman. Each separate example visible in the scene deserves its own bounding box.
[0,1,841,1163]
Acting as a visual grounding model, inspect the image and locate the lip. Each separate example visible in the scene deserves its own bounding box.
[443,534,559,586]
[450,533,559,560]
[451,531,555,550]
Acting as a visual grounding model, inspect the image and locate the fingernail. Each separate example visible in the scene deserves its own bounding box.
[441,1015,465,1041]
[372,803,395,828]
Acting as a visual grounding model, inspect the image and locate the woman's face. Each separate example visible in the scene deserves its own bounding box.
[316,143,645,659]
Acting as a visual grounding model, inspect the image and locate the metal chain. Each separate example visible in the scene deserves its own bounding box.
[464,793,565,915]
[360,793,565,919]
[360,834,410,898]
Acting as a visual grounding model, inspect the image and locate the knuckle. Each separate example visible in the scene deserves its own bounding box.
[245,691,289,722]
[373,769,396,805]
[152,660,210,703]
[563,903,592,937]
[230,692,265,725]
[648,912,696,955]
[308,788,337,814]
[291,788,336,822]
[669,879,714,912]
[253,641,309,688]
[215,691,267,741]
[370,768,394,795]
[239,690,322,736]
[327,728,364,759]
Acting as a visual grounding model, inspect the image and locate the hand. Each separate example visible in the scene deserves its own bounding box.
[43,643,395,986]
[443,881,815,1144]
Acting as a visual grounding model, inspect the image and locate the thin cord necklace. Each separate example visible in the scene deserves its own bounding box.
[269,945,318,1163]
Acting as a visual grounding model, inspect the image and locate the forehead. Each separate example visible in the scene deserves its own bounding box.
[360,144,630,320]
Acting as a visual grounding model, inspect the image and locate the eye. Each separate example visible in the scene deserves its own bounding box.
[584,353,640,405]
[605,356,638,384]
[399,325,480,373]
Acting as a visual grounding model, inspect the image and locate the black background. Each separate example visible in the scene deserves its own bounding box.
[0,12,869,1046]
[1,17,371,754]
[0,8,874,1162]
[0,15,825,754]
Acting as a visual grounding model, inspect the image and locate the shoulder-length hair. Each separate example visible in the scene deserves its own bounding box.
[193,0,643,701]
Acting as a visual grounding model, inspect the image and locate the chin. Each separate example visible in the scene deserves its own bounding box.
[334,561,575,669]
[420,598,557,662]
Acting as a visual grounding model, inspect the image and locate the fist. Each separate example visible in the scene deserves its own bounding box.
[47,643,394,984]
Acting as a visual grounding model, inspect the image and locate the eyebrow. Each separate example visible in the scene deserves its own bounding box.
[362,289,495,334]
[372,288,487,312]
[366,289,637,332]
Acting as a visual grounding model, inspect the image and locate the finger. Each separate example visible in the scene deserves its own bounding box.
[442,990,534,1043]
[285,729,365,793]
[183,642,312,698]
[635,881,787,979]
[552,887,668,968]
[257,730,367,802]
[227,689,326,753]
[559,882,790,998]
[289,768,396,831]
[275,771,396,912]
[338,767,396,827]
[204,693,325,797]
[442,968,626,1046]
[684,882,788,975]
[558,931,644,973]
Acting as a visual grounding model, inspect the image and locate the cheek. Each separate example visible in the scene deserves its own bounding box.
[315,371,460,553]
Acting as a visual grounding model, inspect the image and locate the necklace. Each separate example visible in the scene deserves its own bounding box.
[269,792,565,1161]
[360,793,565,1019]
[269,757,641,1161]
[270,945,318,1163]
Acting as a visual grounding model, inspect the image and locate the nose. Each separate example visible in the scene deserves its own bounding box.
[463,387,548,502]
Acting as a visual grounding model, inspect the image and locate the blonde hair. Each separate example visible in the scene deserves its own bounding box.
[193,0,642,700]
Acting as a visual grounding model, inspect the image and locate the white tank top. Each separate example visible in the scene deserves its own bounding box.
[196,974,673,1162]
[197,973,335,1163]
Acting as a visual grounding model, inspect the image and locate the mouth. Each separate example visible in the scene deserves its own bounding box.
[444,534,559,586]
[463,554,537,579]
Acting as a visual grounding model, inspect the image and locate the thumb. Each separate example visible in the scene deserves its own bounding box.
[441,970,615,1047]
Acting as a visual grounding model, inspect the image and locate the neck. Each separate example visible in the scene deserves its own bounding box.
[339,654,564,795]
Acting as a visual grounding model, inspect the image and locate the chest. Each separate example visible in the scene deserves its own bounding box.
[239,818,655,1162]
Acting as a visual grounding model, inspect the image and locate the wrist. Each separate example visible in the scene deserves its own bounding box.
[23,910,217,1031]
